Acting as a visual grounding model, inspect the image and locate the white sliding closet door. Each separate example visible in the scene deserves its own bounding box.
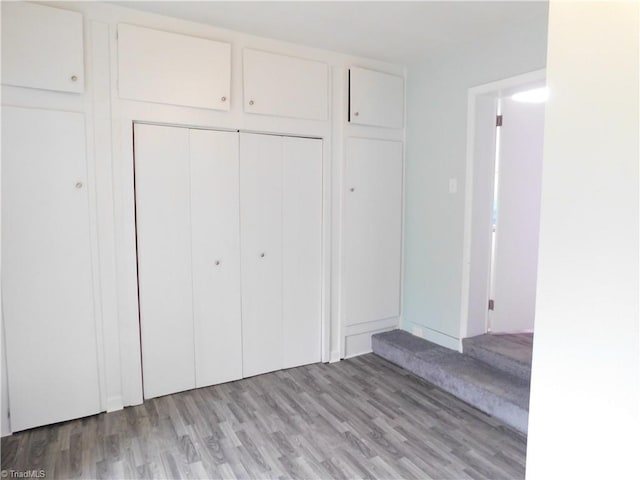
[134,124,195,399]
[240,133,284,377]
[2,106,101,431]
[282,137,323,368]
[190,129,242,387]
[240,133,323,377]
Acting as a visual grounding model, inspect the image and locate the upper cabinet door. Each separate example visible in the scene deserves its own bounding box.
[1,2,84,93]
[118,24,231,110]
[349,67,404,129]
[243,49,329,121]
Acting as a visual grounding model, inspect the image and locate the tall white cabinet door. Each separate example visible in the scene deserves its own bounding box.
[282,137,323,368]
[2,106,100,431]
[343,138,404,326]
[190,129,243,387]
[134,124,195,399]
[240,133,284,377]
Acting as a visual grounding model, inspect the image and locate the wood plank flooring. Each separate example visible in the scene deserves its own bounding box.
[1,354,527,479]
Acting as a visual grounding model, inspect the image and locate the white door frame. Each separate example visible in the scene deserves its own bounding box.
[459,69,546,341]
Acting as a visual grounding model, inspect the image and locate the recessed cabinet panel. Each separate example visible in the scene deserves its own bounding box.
[1,2,84,93]
[134,124,196,399]
[118,24,231,110]
[282,136,323,369]
[243,49,329,120]
[190,129,243,388]
[349,67,404,129]
[343,138,403,326]
[2,107,100,431]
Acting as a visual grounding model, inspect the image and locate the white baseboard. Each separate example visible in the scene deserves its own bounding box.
[329,349,341,363]
[405,322,461,351]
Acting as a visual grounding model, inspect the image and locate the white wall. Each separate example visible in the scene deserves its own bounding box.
[526,2,639,478]
[403,10,548,346]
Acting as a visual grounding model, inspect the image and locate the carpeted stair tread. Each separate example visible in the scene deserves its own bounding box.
[462,333,532,381]
[372,329,530,434]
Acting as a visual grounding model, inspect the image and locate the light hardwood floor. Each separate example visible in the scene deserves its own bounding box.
[1,354,527,479]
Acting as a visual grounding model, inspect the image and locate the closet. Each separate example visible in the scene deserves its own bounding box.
[134,125,322,399]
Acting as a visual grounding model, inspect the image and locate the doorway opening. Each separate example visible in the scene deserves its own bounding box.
[460,69,546,342]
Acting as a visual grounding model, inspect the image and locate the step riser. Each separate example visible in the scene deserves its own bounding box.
[372,333,529,434]
[463,343,532,382]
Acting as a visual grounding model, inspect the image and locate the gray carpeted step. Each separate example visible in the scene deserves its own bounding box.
[462,333,532,382]
[372,330,530,434]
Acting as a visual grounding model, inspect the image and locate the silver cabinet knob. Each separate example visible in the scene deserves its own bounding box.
[221,96,227,102]
[75,181,83,189]
[350,187,355,192]
[71,75,78,82]
[249,100,255,106]
[215,260,220,266]
[353,112,359,116]
[260,252,265,258]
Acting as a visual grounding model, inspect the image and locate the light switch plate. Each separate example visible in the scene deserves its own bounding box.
[449,178,457,194]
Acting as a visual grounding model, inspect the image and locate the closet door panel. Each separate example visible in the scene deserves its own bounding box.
[134,124,195,399]
[2,106,100,431]
[190,129,242,387]
[282,137,323,368]
[343,138,403,326]
[240,133,283,377]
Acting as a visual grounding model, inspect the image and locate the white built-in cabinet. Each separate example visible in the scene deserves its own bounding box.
[349,67,404,129]
[2,106,101,431]
[243,49,329,120]
[0,1,406,432]
[134,125,322,398]
[1,2,84,93]
[343,138,404,327]
[118,24,231,110]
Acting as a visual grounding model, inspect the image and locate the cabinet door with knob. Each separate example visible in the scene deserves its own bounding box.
[349,67,404,129]
[118,24,231,110]
[2,106,100,430]
[243,48,329,121]
[343,137,403,326]
[1,2,84,93]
